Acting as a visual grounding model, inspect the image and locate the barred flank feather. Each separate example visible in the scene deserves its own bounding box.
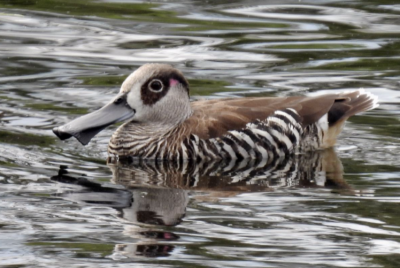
[109,108,327,160]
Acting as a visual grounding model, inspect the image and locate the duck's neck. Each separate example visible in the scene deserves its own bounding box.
[108,97,194,159]
[108,120,189,159]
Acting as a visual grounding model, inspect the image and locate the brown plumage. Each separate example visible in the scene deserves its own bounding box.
[52,64,378,160]
[183,91,376,149]
[187,95,334,139]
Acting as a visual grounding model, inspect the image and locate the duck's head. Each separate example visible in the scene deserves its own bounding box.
[53,63,191,145]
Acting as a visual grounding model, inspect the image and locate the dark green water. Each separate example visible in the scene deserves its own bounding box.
[0,0,400,267]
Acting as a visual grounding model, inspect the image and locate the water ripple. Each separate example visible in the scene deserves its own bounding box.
[0,1,400,267]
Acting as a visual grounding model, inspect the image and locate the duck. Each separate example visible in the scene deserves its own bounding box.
[53,63,378,161]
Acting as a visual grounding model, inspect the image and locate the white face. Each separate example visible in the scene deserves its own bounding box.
[124,72,148,121]
[120,63,191,124]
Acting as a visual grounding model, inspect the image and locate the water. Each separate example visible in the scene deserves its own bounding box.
[0,0,400,267]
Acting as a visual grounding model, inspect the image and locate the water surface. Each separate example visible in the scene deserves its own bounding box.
[0,0,400,267]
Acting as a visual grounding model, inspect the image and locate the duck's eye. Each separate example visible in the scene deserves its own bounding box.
[149,79,163,92]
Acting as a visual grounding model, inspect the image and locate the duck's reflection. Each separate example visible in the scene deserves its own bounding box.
[51,167,185,258]
[121,187,188,226]
[51,149,346,258]
[109,148,345,191]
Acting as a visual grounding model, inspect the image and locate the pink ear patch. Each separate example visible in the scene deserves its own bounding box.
[169,78,179,87]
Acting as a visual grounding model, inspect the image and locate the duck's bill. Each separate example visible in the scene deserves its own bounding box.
[52,95,135,145]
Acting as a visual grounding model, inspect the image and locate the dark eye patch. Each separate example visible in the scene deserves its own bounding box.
[140,69,189,106]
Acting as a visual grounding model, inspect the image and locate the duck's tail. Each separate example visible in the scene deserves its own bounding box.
[322,89,378,148]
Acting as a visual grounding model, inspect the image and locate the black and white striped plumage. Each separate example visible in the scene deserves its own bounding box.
[107,108,311,160]
[53,64,378,161]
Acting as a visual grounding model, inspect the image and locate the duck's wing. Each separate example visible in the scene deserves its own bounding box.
[186,91,377,140]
